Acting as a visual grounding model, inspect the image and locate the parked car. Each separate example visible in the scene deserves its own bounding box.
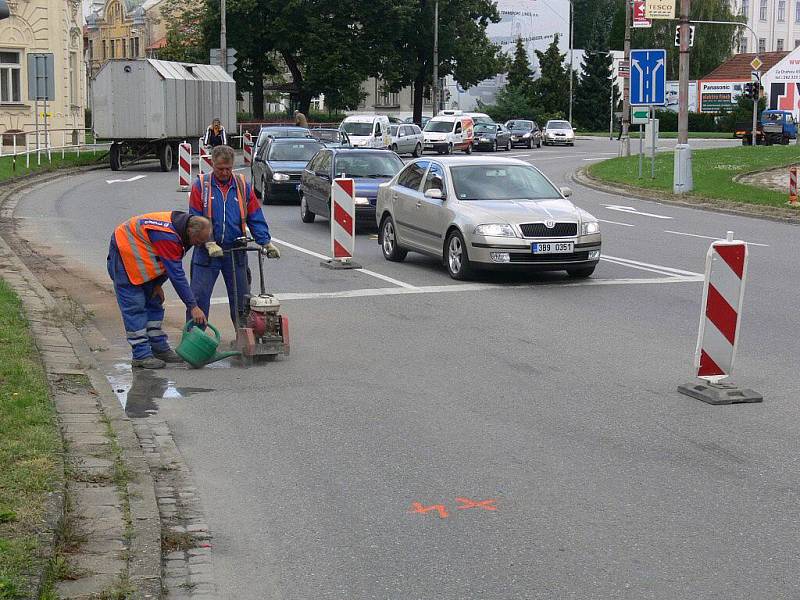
[252,125,313,160]
[252,137,323,204]
[505,119,542,148]
[376,156,600,280]
[472,123,512,152]
[298,149,404,227]
[339,115,392,149]
[388,123,424,156]
[542,120,575,146]
[309,128,352,148]
[423,114,474,155]
[404,115,431,128]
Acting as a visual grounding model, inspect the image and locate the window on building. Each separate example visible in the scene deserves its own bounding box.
[759,37,767,53]
[134,37,140,57]
[88,40,93,61]
[69,51,79,106]
[760,0,767,20]
[122,38,127,58]
[102,40,106,60]
[0,51,21,103]
[740,37,749,53]
[742,0,749,15]
[778,38,785,51]
[778,0,786,20]
[796,0,800,21]
[110,39,115,58]
[375,81,399,107]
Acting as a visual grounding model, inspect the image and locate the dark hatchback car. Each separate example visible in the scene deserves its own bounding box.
[505,119,542,148]
[298,149,404,227]
[251,125,313,169]
[252,138,324,204]
[472,123,512,151]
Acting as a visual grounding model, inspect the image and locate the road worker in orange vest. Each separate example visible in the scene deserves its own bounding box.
[107,211,212,369]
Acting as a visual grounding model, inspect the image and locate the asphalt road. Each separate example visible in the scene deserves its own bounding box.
[14,137,800,599]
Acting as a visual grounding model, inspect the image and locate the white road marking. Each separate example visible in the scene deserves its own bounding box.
[582,157,605,161]
[271,237,417,289]
[663,230,769,247]
[598,218,635,227]
[200,275,702,304]
[601,254,703,277]
[603,204,673,220]
[509,154,532,157]
[106,175,147,184]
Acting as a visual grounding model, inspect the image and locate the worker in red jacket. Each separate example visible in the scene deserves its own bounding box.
[188,144,280,326]
[108,211,211,369]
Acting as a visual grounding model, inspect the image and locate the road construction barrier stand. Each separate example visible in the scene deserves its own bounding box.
[789,166,798,205]
[199,152,213,177]
[177,142,192,191]
[243,132,253,165]
[677,231,762,405]
[321,177,360,269]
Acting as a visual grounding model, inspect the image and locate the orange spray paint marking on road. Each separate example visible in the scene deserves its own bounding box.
[455,497,498,511]
[410,502,449,519]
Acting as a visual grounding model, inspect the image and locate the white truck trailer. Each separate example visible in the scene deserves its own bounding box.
[92,59,236,170]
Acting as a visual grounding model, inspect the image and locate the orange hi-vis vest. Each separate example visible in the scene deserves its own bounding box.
[199,173,247,225]
[114,212,178,285]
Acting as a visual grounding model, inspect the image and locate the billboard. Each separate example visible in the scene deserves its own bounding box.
[452,0,570,110]
[698,80,747,113]
[663,80,698,112]
[763,47,800,121]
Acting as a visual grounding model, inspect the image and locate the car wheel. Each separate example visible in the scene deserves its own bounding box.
[261,176,271,205]
[527,139,532,149]
[300,194,315,223]
[505,139,511,151]
[110,142,122,171]
[380,215,407,262]
[446,143,453,155]
[566,266,595,278]
[445,230,472,280]
[391,143,398,153]
[158,142,173,172]
[413,143,422,157]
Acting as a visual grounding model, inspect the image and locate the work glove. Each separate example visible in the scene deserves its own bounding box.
[262,242,281,259]
[205,241,224,258]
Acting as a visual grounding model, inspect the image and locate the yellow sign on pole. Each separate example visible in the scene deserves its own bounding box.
[39,112,53,118]
[645,0,675,19]
[750,57,763,71]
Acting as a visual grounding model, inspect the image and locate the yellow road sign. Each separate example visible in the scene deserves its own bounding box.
[750,57,763,71]
[645,0,675,19]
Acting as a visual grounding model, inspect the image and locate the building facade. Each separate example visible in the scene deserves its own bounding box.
[0,0,85,145]
[732,0,800,53]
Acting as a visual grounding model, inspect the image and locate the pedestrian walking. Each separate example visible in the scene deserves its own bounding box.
[188,144,281,327]
[617,116,623,141]
[294,110,309,128]
[107,211,211,369]
[204,118,228,148]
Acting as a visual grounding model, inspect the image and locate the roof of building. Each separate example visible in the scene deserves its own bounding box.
[702,52,788,80]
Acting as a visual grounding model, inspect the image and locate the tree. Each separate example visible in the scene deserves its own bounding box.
[480,85,541,123]
[157,0,211,65]
[573,0,617,49]
[531,35,569,118]
[507,37,534,92]
[574,30,619,130]
[377,0,507,124]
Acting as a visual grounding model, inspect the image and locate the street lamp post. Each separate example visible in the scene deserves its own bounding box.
[220,0,227,72]
[432,0,439,117]
[568,0,574,124]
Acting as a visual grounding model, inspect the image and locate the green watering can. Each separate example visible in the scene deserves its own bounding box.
[176,321,241,368]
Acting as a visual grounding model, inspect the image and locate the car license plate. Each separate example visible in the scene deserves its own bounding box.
[531,242,573,254]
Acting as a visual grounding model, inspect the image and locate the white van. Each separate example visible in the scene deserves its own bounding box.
[339,115,391,149]
[440,109,495,126]
[423,114,474,154]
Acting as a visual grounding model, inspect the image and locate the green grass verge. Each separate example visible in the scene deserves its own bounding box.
[0,151,103,184]
[588,144,800,208]
[580,131,734,139]
[0,279,61,599]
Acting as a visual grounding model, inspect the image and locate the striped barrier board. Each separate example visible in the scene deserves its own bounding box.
[243,132,253,166]
[177,142,192,191]
[331,178,355,262]
[199,153,213,177]
[789,166,797,206]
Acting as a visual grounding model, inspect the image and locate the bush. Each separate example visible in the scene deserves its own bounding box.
[652,110,720,132]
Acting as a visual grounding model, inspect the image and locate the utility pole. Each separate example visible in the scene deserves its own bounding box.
[568,0,574,124]
[220,0,227,72]
[673,0,692,193]
[621,0,631,156]
[432,0,439,117]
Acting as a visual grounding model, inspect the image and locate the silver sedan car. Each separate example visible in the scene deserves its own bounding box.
[375,157,601,279]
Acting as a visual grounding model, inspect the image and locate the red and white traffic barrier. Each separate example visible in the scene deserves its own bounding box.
[243,131,253,166]
[177,142,192,191]
[199,152,213,177]
[331,178,355,262]
[789,166,798,206]
[693,231,747,382]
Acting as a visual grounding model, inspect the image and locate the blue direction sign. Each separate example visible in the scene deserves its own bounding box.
[630,49,667,106]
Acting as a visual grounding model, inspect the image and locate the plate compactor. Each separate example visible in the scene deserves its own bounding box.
[227,236,289,363]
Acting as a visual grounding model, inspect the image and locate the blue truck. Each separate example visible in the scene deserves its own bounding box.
[735,110,798,145]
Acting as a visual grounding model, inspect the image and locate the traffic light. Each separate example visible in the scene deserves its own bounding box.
[752,82,761,99]
[0,0,10,20]
[744,83,753,99]
[674,24,696,47]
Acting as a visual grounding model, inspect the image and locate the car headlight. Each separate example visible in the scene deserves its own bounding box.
[354,196,370,205]
[523,133,531,138]
[582,221,600,235]
[474,223,516,237]
[272,173,290,182]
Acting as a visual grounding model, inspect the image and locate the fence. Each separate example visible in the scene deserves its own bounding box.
[0,128,109,171]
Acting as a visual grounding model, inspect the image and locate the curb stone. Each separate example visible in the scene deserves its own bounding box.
[574,166,800,225]
[0,167,162,598]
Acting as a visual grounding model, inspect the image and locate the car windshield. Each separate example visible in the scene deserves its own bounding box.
[546,121,572,130]
[474,124,495,133]
[509,121,533,130]
[450,165,560,201]
[389,125,399,135]
[424,121,455,133]
[471,115,494,125]
[341,122,374,136]
[260,127,309,142]
[310,130,341,142]
[333,154,404,178]
[268,141,323,161]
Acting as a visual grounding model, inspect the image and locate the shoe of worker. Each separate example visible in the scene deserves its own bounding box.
[153,349,184,363]
[131,356,166,369]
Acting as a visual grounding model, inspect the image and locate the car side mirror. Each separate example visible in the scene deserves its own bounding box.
[560,186,573,198]
[424,188,444,200]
